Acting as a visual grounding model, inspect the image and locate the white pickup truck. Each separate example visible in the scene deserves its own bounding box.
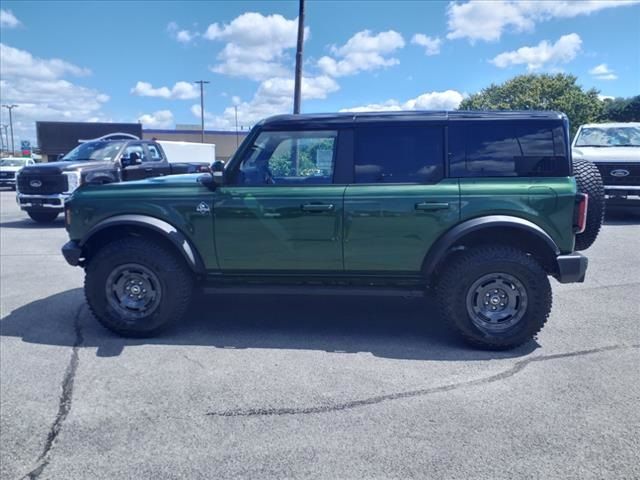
[572,122,640,211]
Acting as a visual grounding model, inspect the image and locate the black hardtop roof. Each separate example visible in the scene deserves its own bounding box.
[260,110,566,128]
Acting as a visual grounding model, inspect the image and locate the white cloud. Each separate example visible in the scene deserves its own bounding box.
[598,94,615,101]
[203,12,307,81]
[318,30,405,77]
[411,34,442,56]
[191,75,339,130]
[0,43,91,80]
[589,63,618,80]
[130,81,200,99]
[340,90,465,112]
[0,44,109,142]
[138,110,174,128]
[0,9,20,28]
[167,22,198,44]
[490,33,582,70]
[447,0,639,43]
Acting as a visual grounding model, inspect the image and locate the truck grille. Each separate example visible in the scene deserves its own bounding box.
[17,173,68,194]
[595,163,640,186]
[0,171,16,179]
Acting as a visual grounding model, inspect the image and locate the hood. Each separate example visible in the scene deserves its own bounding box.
[77,173,206,194]
[0,165,24,173]
[572,146,640,162]
[19,160,114,175]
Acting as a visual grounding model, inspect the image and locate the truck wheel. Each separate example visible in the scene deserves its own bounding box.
[85,237,194,337]
[573,159,604,251]
[436,246,552,350]
[27,211,59,223]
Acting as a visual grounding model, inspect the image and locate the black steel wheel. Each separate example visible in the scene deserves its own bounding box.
[436,246,551,350]
[85,237,194,337]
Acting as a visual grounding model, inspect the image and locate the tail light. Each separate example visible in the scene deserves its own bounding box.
[575,193,588,234]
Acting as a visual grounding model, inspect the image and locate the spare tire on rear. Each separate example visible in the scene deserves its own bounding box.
[573,159,605,251]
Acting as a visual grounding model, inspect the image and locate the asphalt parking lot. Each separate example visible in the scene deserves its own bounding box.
[1,188,639,480]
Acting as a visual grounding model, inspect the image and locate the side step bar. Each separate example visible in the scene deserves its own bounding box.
[202,285,426,298]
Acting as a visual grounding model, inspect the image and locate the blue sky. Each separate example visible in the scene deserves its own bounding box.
[1,0,639,143]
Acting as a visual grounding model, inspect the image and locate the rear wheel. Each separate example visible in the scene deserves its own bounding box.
[27,210,59,223]
[436,246,552,350]
[573,159,604,251]
[85,237,194,337]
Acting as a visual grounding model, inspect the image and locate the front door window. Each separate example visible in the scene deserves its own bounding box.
[236,130,337,185]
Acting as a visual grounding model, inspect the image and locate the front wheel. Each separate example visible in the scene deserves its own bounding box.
[436,246,552,350]
[27,210,59,223]
[85,237,194,337]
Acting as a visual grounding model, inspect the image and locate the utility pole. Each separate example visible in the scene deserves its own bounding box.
[194,81,209,143]
[293,0,305,114]
[2,104,18,154]
[234,105,239,148]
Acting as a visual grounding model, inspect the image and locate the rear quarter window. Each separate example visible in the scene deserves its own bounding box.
[449,121,569,177]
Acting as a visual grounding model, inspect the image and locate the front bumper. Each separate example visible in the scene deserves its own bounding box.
[62,240,83,267]
[555,253,588,283]
[16,192,69,211]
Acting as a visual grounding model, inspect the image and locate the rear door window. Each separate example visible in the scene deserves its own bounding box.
[354,125,444,183]
[449,121,569,177]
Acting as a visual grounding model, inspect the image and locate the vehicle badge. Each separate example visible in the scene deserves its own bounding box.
[610,169,630,177]
[196,202,210,215]
[30,179,43,188]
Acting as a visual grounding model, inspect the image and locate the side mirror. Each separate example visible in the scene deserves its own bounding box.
[211,160,225,186]
[122,152,142,167]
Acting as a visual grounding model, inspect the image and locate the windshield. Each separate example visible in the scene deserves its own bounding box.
[62,140,126,161]
[0,158,28,167]
[575,126,640,147]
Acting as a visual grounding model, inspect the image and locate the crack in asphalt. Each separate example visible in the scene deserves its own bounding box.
[206,343,640,418]
[22,304,85,480]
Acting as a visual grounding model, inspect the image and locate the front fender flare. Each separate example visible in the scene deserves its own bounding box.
[422,215,561,278]
[81,214,205,274]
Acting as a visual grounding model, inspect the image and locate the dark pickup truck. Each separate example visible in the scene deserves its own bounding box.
[16,134,209,223]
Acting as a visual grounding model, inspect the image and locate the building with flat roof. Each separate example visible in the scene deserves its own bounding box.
[34,121,248,162]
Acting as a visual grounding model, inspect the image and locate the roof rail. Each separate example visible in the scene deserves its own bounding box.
[78,132,140,143]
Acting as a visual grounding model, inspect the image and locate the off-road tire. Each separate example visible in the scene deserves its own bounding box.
[436,246,552,350]
[573,159,604,251]
[27,210,59,223]
[85,237,194,337]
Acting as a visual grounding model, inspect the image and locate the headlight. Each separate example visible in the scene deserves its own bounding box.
[63,171,82,193]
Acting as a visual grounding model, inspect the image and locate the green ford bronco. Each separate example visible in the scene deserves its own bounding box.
[62,111,604,349]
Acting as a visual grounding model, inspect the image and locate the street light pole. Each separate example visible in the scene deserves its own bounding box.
[234,105,239,148]
[194,81,210,143]
[0,125,8,155]
[2,104,18,154]
[293,0,305,114]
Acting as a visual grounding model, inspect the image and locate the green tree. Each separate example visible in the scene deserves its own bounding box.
[459,74,603,137]
[600,96,640,122]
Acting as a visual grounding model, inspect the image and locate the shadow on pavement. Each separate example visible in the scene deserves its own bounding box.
[604,207,640,226]
[0,218,65,229]
[1,288,538,361]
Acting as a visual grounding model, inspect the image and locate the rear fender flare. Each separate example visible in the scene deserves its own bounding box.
[422,215,561,278]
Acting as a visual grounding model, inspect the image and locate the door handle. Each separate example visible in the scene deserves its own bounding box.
[144,168,154,172]
[415,202,450,211]
[301,203,335,212]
